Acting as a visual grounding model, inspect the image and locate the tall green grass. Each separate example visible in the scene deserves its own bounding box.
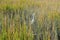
[0,0,60,40]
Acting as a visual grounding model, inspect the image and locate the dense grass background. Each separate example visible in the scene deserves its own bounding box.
[0,0,60,40]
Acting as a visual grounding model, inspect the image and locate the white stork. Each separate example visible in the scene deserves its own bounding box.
[30,13,35,24]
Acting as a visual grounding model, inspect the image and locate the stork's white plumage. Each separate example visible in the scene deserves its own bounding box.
[31,13,35,24]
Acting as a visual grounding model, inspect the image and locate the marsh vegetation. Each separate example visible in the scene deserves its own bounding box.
[0,0,60,40]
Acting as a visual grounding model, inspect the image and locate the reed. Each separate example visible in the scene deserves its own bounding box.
[0,0,60,40]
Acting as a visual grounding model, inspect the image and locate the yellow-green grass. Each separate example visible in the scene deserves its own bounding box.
[0,0,60,40]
